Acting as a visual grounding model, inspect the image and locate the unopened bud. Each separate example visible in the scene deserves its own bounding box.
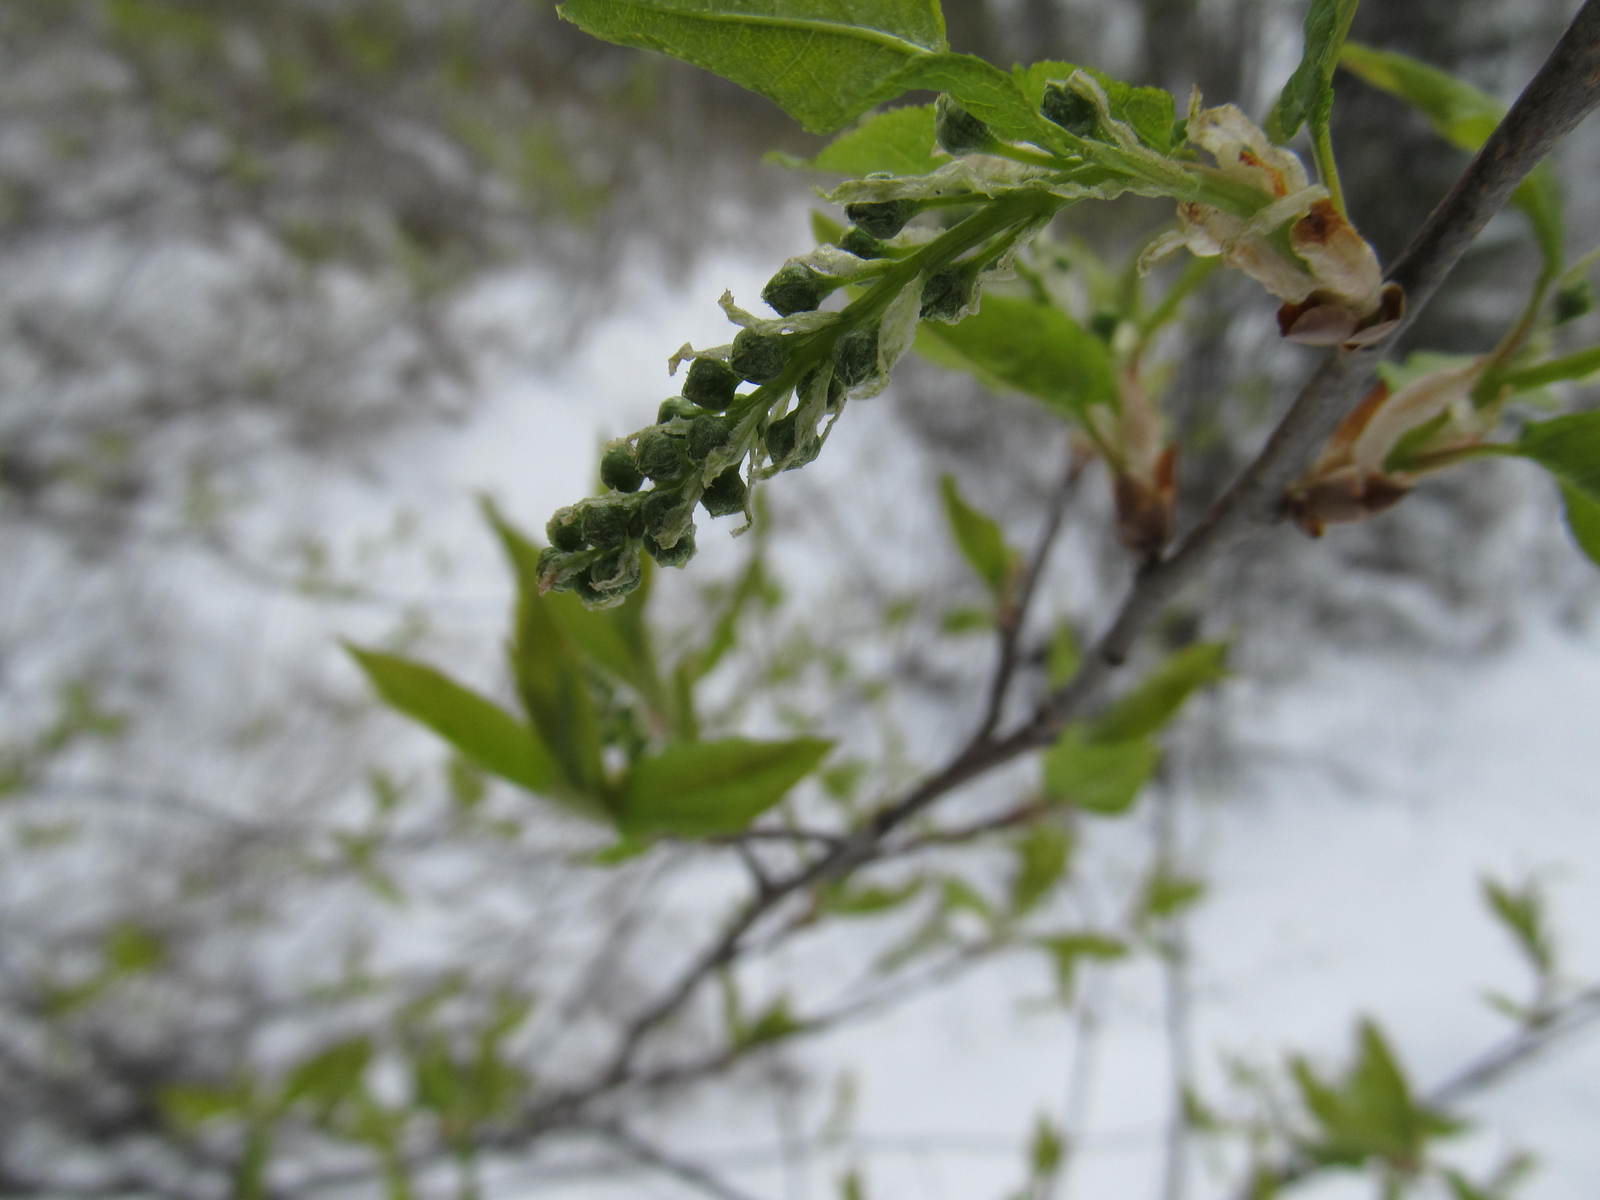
[762,263,835,317]
[842,227,888,260]
[682,357,741,411]
[833,327,880,388]
[657,396,702,424]
[600,440,644,493]
[935,94,994,156]
[636,429,692,483]
[645,525,696,567]
[546,505,586,552]
[730,328,791,384]
[845,199,917,240]
[700,466,748,517]
[688,414,735,462]
[1041,83,1098,138]
[579,496,638,548]
[919,266,979,322]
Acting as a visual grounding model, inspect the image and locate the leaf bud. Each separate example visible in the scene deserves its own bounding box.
[730,328,791,384]
[841,227,887,260]
[599,440,644,493]
[579,496,638,548]
[688,413,735,462]
[1041,83,1098,138]
[636,428,693,482]
[682,357,741,411]
[919,265,979,322]
[700,465,748,517]
[845,199,917,240]
[644,525,697,567]
[657,396,702,424]
[762,263,835,317]
[935,94,994,156]
[545,505,586,552]
[833,326,881,388]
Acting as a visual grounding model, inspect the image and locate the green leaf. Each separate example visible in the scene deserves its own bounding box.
[1008,824,1073,916]
[939,474,1017,600]
[282,1037,373,1112]
[1042,729,1158,816]
[1502,344,1600,392]
[1267,0,1359,141]
[1038,933,1126,1002]
[1139,869,1207,924]
[1029,1114,1067,1179]
[345,647,574,807]
[1047,621,1081,686]
[898,53,1043,144]
[159,1083,252,1131]
[1340,42,1563,274]
[1506,412,1600,568]
[777,103,945,176]
[819,877,925,917]
[509,587,610,802]
[1481,876,1554,975]
[104,923,165,974]
[1088,641,1228,743]
[840,1168,867,1200]
[742,996,805,1046]
[617,737,832,837]
[556,0,948,134]
[917,292,1118,422]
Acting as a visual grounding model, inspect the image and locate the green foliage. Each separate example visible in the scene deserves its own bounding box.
[1481,876,1555,977]
[1290,1019,1464,1169]
[1267,0,1359,142]
[1340,42,1564,274]
[776,104,944,176]
[916,292,1118,422]
[281,1036,373,1115]
[1037,933,1127,1002]
[938,474,1018,602]
[617,737,831,837]
[1088,642,1229,742]
[556,0,949,134]
[1500,412,1600,568]
[344,647,565,805]
[1042,730,1159,815]
[1008,824,1074,916]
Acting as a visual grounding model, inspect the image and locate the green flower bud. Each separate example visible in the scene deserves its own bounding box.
[657,396,702,424]
[636,428,692,482]
[688,413,735,462]
[730,328,790,384]
[546,505,586,552]
[600,440,644,493]
[762,263,835,317]
[833,327,880,389]
[841,227,887,260]
[644,525,696,567]
[1041,83,1098,138]
[573,573,621,607]
[642,486,695,548]
[1555,280,1595,324]
[538,545,589,593]
[935,94,993,156]
[682,357,740,411]
[766,411,820,471]
[1089,311,1120,343]
[846,199,917,240]
[579,496,638,548]
[700,466,748,517]
[587,545,642,596]
[919,265,979,322]
[800,364,847,413]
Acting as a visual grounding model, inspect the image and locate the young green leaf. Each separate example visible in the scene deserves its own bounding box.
[819,877,925,917]
[938,474,1017,600]
[345,646,576,808]
[917,292,1118,422]
[1267,0,1359,142]
[509,588,611,802]
[1042,729,1159,816]
[1029,1114,1067,1180]
[1481,876,1555,976]
[557,0,949,134]
[281,1037,373,1113]
[1340,42,1564,275]
[617,736,831,837]
[1503,412,1600,568]
[775,103,945,177]
[1087,641,1229,743]
[1015,61,1179,152]
[1502,344,1600,392]
[1008,824,1073,916]
[1037,933,1127,1002]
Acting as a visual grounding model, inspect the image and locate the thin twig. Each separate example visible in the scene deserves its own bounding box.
[976,441,1088,740]
[591,1121,766,1200]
